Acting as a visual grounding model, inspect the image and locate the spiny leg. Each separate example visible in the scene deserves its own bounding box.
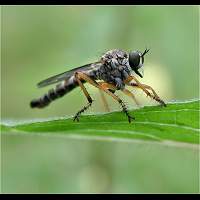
[124,75,151,97]
[76,72,135,123]
[98,82,116,112]
[73,73,93,122]
[122,88,140,106]
[131,83,166,106]
[141,84,166,106]
[98,89,110,112]
[125,76,166,106]
[100,83,135,123]
[99,81,140,107]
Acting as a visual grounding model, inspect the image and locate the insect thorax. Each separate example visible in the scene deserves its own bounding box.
[94,49,131,90]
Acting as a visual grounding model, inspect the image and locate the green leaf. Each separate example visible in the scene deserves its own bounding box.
[1,100,199,146]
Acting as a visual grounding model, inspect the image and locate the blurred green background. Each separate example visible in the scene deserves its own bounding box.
[1,6,199,193]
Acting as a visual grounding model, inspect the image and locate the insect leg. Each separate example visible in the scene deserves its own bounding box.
[98,81,117,112]
[98,89,110,112]
[131,83,166,106]
[98,82,140,107]
[124,75,166,106]
[124,75,151,97]
[73,73,93,122]
[141,84,166,105]
[75,72,134,123]
[122,88,140,106]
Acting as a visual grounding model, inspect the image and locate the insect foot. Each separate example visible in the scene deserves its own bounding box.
[159,99,167,107]
[119,99,135,123]
[73,102,93,122]
[128,115,135,123]
[153,96,167,107]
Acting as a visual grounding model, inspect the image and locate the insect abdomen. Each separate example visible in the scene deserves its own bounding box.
[30,79,78,109]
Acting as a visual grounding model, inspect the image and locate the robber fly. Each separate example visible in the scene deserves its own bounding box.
[30,49,166,123]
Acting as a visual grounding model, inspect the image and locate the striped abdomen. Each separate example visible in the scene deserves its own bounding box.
[30,76,80,109]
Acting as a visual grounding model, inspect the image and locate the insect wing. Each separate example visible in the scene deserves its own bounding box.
[37,62,100,88]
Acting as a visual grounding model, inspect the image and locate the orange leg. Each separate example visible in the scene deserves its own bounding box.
[132,83,166,106]
[124,75,166,106]
[98,82,116,112]
[98,89,110,112]
[74,72,94,121]
[98,82,140,106]
[124,75,151,97]
[122,88,140,106]
[75,72,135,123]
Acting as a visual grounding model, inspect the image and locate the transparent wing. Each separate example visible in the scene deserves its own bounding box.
[37,62,100,88]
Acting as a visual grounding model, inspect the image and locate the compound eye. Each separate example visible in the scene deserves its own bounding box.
[141,56,144,65]
[129,51,140,69]
[129,50,144,78]
[136,56,144,70]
